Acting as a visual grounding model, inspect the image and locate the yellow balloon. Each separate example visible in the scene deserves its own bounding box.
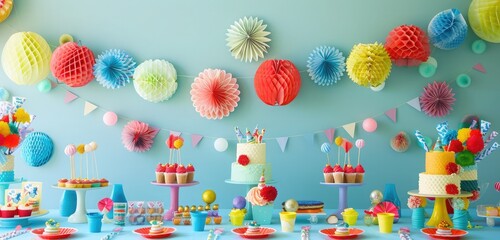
[202,190,216,204]
[335,136,343,146]
[173,139,184,149]
[1,32,52,85]
[469,0,500,43]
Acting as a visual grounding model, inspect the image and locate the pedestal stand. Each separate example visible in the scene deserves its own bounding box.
[320,182,363,219]
[53,185,108,223]
[151,181,199,221]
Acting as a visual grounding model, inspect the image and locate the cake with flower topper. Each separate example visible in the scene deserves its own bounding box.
[231,126,271,183]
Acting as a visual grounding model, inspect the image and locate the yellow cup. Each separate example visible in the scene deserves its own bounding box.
[341,212,359,226]
[229,211,245,226]
[377,213,395,233]
[279,212,297,232]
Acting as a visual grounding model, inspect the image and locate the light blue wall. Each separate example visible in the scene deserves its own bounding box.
[1,0,498,210]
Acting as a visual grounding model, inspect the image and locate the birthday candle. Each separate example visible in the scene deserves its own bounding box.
[475,142,499,161]
[234,127,243,143]
[484,131,498,145]
[414,130,429,152]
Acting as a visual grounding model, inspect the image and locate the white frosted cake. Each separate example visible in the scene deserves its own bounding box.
[230,143,272,182]
[418,151,461,195]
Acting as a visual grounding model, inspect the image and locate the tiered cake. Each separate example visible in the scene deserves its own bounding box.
[231,143,271,182]
[0,155,14,182]
[418,151,461,195]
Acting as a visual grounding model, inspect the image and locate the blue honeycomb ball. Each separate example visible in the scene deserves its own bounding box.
[21,132,54,167]
[428,8,468,50]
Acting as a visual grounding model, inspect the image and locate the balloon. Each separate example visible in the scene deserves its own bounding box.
[321,142,331,153]
[214,138,228,152]
[342,139,353,153]
[89,141,98,151]
[284,199,299,212]
[334,136,343,146]
[102,111,118,126]
[84,144,93,152]
[232,196,246,209]
[370,190,384,205]
[355,139,365,149]
[173,138,184,149]
[202,190,216,204]
[37,79,52,93]
[64,144,76,156]
[362,118,378,132]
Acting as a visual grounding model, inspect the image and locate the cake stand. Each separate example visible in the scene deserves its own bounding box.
[476,205,499,227]
[151,181,199,221]
[0,209,49,228]
[408,190,472,227]
[320,182,363,219]
[225,179,277,220]
[52,185,108,223]
[0,178,24,205]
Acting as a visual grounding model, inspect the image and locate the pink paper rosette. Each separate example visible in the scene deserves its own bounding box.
[121,120,159,152]
[420,81,455,117]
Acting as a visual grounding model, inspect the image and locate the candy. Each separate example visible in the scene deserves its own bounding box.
[321,143,331,153]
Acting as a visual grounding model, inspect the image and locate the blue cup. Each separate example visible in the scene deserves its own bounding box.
[191,211,208,232]
[87,212,103,233]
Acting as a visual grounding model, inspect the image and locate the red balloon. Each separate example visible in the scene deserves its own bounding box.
[254,59,301,106]
[385,25,430,66]
[50,42,95,87]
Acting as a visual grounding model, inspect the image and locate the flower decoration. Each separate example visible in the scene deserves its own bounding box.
[385,25,430,66]
[455,150,474,166]
[457,128,471,143]
[0,100,34,159]
[190,69,240,120]
[470,190,480,201]
[260,186,278,202]
[237,155,250,166]
[445,184,459,194]
[306,46,346,86]
[51,42,95,87]
[469,0,500,43]
[428,8,468,50]
[21,132,53,167]
[407,196,423,209]
[445,139,463,152]
[419,81,455,117]
[254,59,301,106]
[390,131,410,152]
[133,59,177,103]
[226,16,271,62]
[445,162,460,174]
[451,198,466,210]
[1,32,52,85]
[94,49,137,89]
[466,134,485,154]
[121,120,159,152]
[0,0,13,23]
[442,129,457,145]
[346,42,392,87]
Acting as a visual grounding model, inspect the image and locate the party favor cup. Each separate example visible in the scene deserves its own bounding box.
[341,212,359,226]
[113,202,126,226]
[279,212,297,232]
[87,212,103,233]
[191,211,208,232]
[229,211,245,226]
[252,204,274,225]
[377,213,395,233]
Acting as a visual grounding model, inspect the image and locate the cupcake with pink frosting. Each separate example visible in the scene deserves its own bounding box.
[176,164,188,184]
[344,165,356,183]
[323,164,334,183]
[332,164,344,183]
[155,163,166,183]
[355,164,365,183]
[186,164,195,183]
[245,174,278,207]
[164,164,177,184]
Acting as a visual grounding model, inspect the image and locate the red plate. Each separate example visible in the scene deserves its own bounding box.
[319,228,364,239]
[133,227,176,239]
[421,228,468,239]
[231,227,276,239]
[31,228,78,239]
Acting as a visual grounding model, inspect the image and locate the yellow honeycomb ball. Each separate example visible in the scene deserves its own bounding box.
[469,0,500,43]
[1,32,52,85]
[346,42,392,87]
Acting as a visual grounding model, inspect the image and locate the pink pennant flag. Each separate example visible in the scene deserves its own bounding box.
[191,134,203,148]
[170,131,181,136]
[64,91,78,103]
[324,128,335,144]
[276,137,289,152]
[407,97,421,111]
[342,122,356,138]
[50,80,58,89]
[473,63,486,73]
[83,101,97,116]
[385,108,397,123]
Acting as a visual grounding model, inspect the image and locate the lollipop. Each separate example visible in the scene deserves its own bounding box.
[98,198,113,223]
[355,139,364,166]
[89,142,100,179]
[334,137,343,165]
[77,144,85,178]
[64,144,76,179]
[321,142,331,164]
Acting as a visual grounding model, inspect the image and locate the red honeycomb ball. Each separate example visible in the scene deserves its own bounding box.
[385,25,430,66]
[254,59,301,106]
[50,42,95,87]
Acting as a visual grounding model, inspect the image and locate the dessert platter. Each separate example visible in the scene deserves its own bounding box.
[231,221,276,239]
[319,227,364,239]
[31,219,78,239]
[133,220,176,239]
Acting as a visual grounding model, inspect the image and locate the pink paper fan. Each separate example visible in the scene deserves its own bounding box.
[121,120,159,152]
[373,201,399,219]
[98,198,113,212]
[190,69,240,120]
[420,81,455,117]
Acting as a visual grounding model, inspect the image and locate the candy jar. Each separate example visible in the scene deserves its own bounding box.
[363,210,374,226]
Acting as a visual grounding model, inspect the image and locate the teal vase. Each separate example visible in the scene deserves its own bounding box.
[59,190,76,217]
[383,183,401,222]
[452,210,468,230]
[107,184,127,219]
[252,203,274,225]
[411,207,425,229]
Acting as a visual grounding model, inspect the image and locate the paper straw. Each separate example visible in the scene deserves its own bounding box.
[86,153,89,179]
[469,119,477,129]
[436,121,448,140]
[484,131,498,145]
[0,226,30,240]
[480,120,491,136]
[414,130,429,152]
[475,142,499,161]
[100,227,122,240]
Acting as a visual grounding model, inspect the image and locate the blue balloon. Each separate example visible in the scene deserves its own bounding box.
[307,46,345,86]
[428,8,467,50]
[94,49,137,89]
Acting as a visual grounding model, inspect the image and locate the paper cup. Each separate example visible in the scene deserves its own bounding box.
[252,204,274,225]
[87,212,103,233]
[377,213,395,233]
[229,211,245,226]
[341,212,358,226]
[279,212,296,232]
[191,211,208,231]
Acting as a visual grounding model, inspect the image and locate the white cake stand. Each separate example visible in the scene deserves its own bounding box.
[52,185,108,223]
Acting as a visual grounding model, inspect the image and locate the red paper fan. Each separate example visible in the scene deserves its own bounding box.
[121,120,159,152]
[385,25,430,66]
[50,42,95,87]
[342,139,353,153]
[373,201,399,219]
[254,59,301,106]
[98,198,113,212]
[420,81,455,117]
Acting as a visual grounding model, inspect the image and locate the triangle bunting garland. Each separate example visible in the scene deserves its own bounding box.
[407,97,421,111]
[191,134,203,148]
[385,108,397,123]
[276,137,289,152]
[83,101,98,116]
[170,131,181,136]
[342,122,356,138]
[473,63,486,73]
[64,91,78,103]
[324,128,335,144]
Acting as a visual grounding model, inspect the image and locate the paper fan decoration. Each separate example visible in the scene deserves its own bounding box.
[373,201,400,219]
[50,42,96,87]
[98,198,113,212]
[469,0,500,43]
[121,120,159,152]
[190,69,240,120]
[385,25,430,66]
[133,59,177,103]
[254,59,301,106]
[307,46,346,86]
[226,16,271,62]
[1,32,52,85]
[420,81,455,117]
[0,0,13,22]
[428,8,468,50]
[346,43,392,87]
[21,132,54,167]
[94,49,137,89]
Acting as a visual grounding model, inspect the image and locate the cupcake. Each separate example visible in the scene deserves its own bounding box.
[323,164,334,183]
[82,179,92,188]
[66,179,78,188]
[155,163,166,183]
[436,221,452,235]
[355,164,365,183]
[1,203,16,218]
[148,220,165,234]
[18,203,33,217]
[186,164,195,183]
[44,219,60,235]
[332,164,344,183]
[245,221,261,234]
[164,164,177,184]
[344,165,356,183]
[90,179,101,187]
[100,178,109,187]
[176,164,188,184]
[334,222,349,236]
[75,179,83,188]
[213,215,222,224]
[58,178,68,187]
